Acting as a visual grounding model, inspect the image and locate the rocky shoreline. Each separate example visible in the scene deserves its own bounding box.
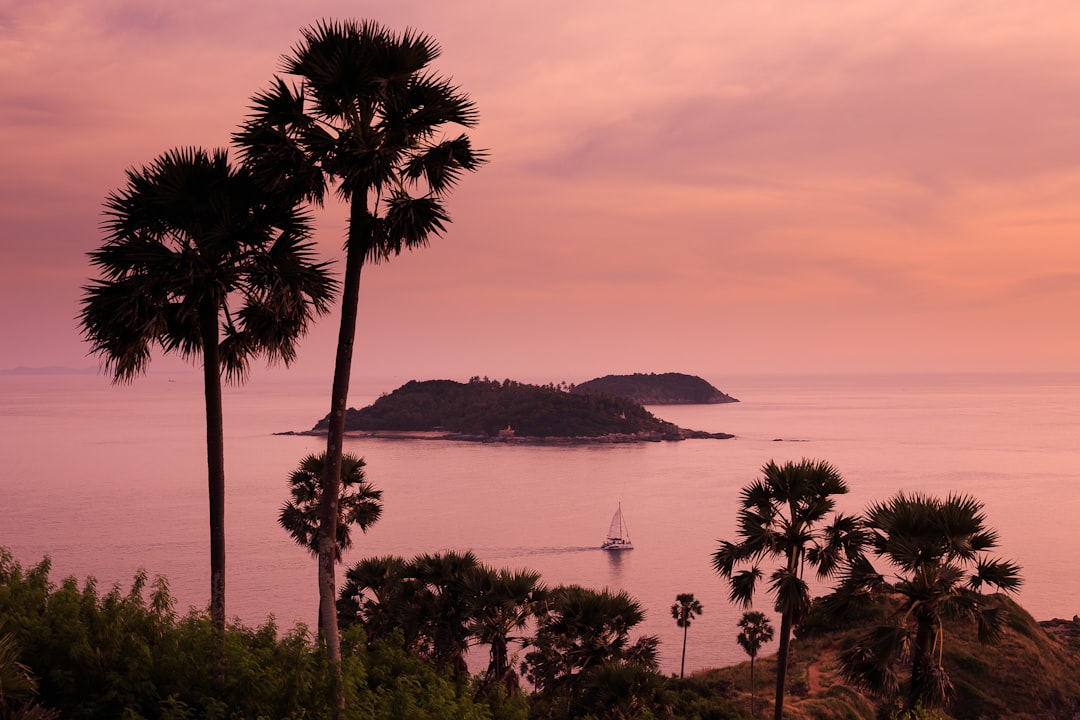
[276,428,735,443]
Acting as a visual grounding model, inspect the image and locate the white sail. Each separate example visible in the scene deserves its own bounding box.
[607,506,624,541]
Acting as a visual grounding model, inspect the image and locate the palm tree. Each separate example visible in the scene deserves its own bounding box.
[711,458,862,720]
[410,550,483,677]
[338,554,425,649]
[523,585,660,716]
[234,22,485,700]
[468,566,544,694]
[79,147,334,633]
[670,592,703,679]
[836,491,1022,714]
[737,610,774,716]
[279,451,382,633]
[278,452,383,560]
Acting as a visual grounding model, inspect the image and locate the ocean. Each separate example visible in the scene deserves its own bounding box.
[1,371,1077,675]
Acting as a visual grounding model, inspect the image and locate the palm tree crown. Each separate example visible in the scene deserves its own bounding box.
[279,452,382,561]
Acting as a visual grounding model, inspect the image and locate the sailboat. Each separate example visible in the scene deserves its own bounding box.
[601,503,634,550]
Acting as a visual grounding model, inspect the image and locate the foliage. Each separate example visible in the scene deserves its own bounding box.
[279,452,383,561]
[0,621,58,720]
[522,585,661,718]
[832,492,1022,714]
[571,372,738,405]
[0,549,496,720]
[712,459,863,720]
[339,551,543,690]
[79,147,333,385]
[318,377,687,438]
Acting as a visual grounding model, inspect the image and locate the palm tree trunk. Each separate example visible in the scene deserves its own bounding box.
[318,196,370,718]
[750,656,756,716]
[680,624,688,679]
[908,617,935,712]
[199,303,226,635]
[773,611,792,720]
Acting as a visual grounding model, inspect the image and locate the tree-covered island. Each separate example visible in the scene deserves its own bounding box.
[303,377,734,441]
[572,372,739,405]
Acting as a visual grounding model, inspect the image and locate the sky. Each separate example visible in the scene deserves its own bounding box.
[2,0,1079,385]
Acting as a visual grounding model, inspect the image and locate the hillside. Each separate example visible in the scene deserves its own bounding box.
[698,595,1080,719]
[309,377,733,441]
[572,372,738,405]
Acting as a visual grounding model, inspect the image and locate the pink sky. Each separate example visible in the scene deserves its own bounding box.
[2,1,1078,383]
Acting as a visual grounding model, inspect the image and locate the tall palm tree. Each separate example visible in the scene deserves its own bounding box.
[234,22,485,700]
[712,459,862,720]
[278,452,383,560]
[736,610,774,716]
[836,491,1022,714]
[670,592,703,679]
[79,147,334,633]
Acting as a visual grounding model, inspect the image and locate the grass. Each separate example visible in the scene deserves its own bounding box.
[694,595,1080,720]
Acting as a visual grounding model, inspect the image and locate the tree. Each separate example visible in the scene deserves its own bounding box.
[468,567,544,694]
[235,21,485,707]
[736,610,774,716]
[0,623,59,720]
[79,147,334,633]
[278,452,383,560]
[711,459,862,720]
[670,592,703,679]
[338,555,424,649]
[835,491,1022,714]
[523,585,659,717]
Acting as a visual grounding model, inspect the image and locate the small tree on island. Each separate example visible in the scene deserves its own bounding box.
[670,593,703,679]
[737,610,774,716]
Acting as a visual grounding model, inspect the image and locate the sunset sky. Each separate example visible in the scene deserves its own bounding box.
[2,1,1078,384]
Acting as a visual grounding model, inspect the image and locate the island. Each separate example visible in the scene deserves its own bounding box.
[571,372,738,405]
[300,377,733,442]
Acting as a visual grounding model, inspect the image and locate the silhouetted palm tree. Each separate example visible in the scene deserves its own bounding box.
[235,24,485,704]
[736,610,774,716]
[468,566,544,694]
[524,585,659,716]
[338,554,425,649]
[712,459,862,720]
[278,452,382,560]
[670,592,703,679]
[79,147,334,632]
[836,491,1022,714]
[410,550,482,677]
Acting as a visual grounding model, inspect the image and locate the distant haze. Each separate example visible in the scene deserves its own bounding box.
[2,2,1078,381]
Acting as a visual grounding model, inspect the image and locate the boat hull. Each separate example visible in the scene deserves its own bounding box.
[601,539,634,551]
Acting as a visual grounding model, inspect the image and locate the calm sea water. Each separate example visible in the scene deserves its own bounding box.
[2,372,1077,675]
